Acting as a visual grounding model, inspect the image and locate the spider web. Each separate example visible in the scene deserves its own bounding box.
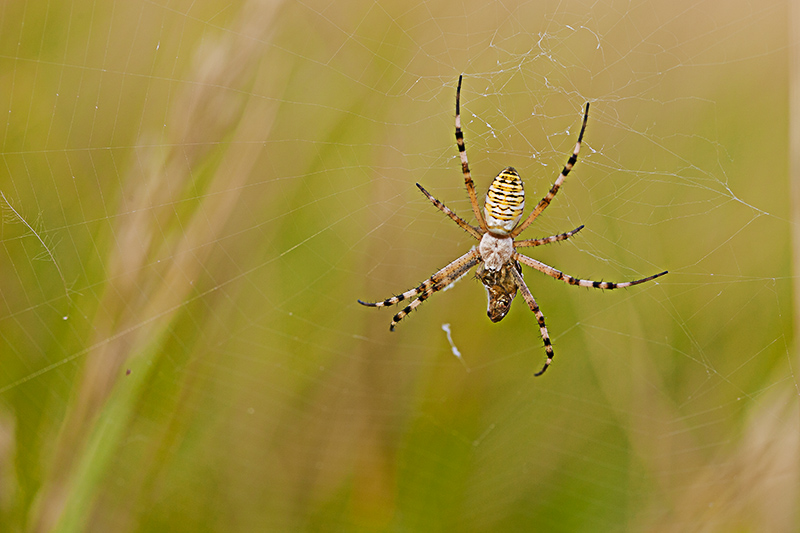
[0,0,797,531]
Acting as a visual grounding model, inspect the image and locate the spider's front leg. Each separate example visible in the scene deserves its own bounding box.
[515,253,668,289]
[358,249,480,330]
[508,265,555,376]
[475,235,556,375]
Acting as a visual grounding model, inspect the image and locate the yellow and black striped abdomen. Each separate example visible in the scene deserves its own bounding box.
[484,166,525,235]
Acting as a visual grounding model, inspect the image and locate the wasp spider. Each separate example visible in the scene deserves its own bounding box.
[359,76,667,376]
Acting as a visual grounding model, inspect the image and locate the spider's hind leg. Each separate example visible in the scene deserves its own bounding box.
[455,75,487,231]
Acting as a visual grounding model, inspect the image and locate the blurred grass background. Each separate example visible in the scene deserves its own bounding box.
[0,0,797,531]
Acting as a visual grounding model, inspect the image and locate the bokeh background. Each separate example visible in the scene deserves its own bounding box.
[1,0,797,531]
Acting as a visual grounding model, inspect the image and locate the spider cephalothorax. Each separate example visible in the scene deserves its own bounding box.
[359,76,667,376]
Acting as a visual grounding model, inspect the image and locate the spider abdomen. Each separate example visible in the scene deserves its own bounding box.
[484,166,525,235]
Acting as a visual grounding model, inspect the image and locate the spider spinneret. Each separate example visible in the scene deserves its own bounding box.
[359,75,668,376]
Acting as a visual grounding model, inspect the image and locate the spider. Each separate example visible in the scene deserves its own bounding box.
[359,76,668,376]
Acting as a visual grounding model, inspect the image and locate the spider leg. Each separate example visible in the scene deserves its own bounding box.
[511,103,590,238]
[416,183,483,240]
[515,252,668,289]
[514,225,584,248]
[455,75,488,232]
[358,249,480,330]
[508,266,554,376]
